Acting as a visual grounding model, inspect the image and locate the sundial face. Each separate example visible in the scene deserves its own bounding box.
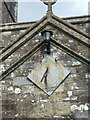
[27,55,70,96]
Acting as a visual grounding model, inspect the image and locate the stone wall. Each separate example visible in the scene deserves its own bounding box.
[0,16,90,119]
[1,1,17,24]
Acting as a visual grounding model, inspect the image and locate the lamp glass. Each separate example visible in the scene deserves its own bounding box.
[41,30,53,41]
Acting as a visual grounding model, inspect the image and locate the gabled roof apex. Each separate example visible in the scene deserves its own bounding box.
[0,12,90,80]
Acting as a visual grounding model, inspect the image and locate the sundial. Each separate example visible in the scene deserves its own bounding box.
[27,30,70,96]
[27,55,70,96]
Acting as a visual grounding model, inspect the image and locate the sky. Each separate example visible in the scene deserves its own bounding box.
[18,0,90,22]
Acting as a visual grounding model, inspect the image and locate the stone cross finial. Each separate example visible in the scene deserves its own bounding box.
[41,0,57,13]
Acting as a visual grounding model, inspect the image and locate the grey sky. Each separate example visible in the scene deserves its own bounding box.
[18,0,90,22]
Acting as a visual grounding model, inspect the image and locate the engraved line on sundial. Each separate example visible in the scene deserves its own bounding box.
[40,66,49,87]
